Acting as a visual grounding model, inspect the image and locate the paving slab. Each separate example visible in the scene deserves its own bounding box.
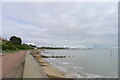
[23,53,48,79]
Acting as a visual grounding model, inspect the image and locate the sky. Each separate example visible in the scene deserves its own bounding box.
[2,2,118,48]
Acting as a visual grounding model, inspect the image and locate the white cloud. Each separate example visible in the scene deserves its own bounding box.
[2,2,118,48]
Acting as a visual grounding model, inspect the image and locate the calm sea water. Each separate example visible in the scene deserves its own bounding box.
[42,48,118,78]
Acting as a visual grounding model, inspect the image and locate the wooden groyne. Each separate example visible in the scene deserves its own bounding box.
[2,49,119,80]
[41,55,66,58]
[30,49,67,58]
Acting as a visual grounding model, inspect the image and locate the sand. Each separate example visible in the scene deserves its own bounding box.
[33,49,81,79]
[35,56,65,78]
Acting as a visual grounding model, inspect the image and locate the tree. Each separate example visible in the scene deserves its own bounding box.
[29,44,36,47]
[10,36,22,45]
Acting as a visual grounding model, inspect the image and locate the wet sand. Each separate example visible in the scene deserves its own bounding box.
[34,55,66,78]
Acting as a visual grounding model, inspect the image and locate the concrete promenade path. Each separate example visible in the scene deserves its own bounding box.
[23,52,49,79]
[1,50,49,79]
[2,50,26,78]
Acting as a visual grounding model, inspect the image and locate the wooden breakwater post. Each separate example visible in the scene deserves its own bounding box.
[41,55,66,58]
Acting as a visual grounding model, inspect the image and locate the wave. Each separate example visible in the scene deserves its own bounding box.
[74,67,84,70]
[77,71,118,78]
[65,74,81,78]
[45,58,81,78]
[44,58,117,78]
[45,58,70,65]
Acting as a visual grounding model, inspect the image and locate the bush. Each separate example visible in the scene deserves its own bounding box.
[2,43,8,50]
[10,36,22,45]
[2,39,35,51]
[2,41,17,50]
[15,44,34,50]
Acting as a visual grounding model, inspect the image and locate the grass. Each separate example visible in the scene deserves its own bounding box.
[1,40,34,53]
[2,49,22,52]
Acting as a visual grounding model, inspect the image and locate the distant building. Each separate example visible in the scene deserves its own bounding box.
[0,36,4,41]
[0,36,7,42]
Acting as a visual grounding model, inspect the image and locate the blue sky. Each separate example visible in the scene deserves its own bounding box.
[2,2,118,48]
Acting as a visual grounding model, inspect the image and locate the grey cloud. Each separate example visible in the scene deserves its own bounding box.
[2,2,118,48]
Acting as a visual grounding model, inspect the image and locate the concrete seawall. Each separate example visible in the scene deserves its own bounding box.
[1,50,119,80]
[2,50,49,79]
[23,52,48,78]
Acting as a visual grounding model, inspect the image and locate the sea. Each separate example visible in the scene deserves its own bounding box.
[41,48,118,78]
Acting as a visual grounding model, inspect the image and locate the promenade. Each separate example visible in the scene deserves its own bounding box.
[1,50,49,79]
[1,50,118,80]
[23,52,48,78]
[2,51,26,78]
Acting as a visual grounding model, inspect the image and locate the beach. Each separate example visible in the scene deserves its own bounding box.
[1,49,118,79]
[31,49,81,78]
[33,52,67,78]
[37,49,118,78]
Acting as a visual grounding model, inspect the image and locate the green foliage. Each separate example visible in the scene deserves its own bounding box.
[2,41,17,50]
[2,36,35,52]
[2,49,21,52]
[10,36,22,45]
[15,44,34,50]
[2,40,34,52]
[0,41,2,50]
[29,44,36,47]
[40,47,69,49]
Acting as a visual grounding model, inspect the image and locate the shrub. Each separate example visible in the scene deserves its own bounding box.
[10,36,22,45]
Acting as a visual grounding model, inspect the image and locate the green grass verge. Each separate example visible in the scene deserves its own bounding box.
[1,40,34,53]
[2,49,22,52]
